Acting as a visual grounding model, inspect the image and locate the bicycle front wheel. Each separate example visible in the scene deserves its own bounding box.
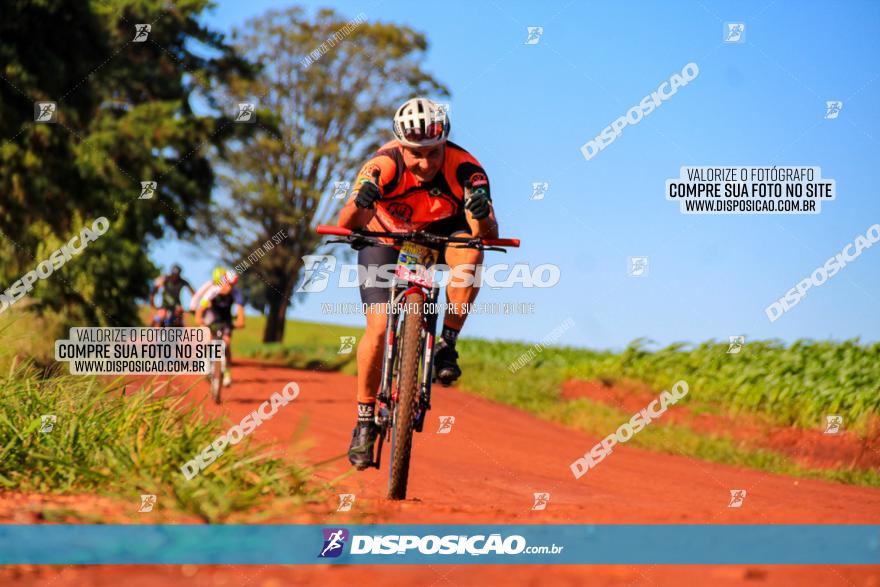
[387,292,423,500]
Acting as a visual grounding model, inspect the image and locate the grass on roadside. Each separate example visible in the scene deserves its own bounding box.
[235,317,361,375]
[136,307,362,375]
[0,313,315,522]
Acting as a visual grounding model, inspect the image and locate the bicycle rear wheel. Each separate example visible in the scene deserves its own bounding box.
[387,292,423,500]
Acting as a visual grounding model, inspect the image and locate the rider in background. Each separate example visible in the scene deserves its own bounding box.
[335,96,499,468]
[149,264,194,327]
[195,268,245,387]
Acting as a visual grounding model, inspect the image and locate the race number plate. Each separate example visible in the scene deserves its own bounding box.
[395,241,438,288]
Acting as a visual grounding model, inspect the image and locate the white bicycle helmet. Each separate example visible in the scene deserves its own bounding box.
[392,97,450,147]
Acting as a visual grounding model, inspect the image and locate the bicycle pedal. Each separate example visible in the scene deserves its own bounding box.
[432,372,454,387]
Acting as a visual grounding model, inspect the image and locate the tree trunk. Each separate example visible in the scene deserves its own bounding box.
[262,269,298,343]
[263,290,288,343]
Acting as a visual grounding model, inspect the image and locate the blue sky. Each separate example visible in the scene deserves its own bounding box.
[152,0,880,350]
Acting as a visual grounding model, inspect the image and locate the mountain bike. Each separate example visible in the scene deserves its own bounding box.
[150,305,184,327]
[159,305,185,327]
[316,225,520,500]
[206,323,232,404]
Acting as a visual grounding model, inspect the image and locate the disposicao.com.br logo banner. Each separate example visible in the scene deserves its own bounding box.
[317,527,561,559]
[0,525,877,565]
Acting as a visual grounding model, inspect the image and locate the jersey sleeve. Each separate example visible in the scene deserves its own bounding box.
[198,284,219,309]
[454,158,491,201]
[190,280,214,311]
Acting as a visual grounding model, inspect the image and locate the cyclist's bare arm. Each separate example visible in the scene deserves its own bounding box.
[338,157,392,229]
[338,196,375,229]
[466,207,499,239]
[195,304,206,326]
[184,283,196,308]
[234,304,245,328]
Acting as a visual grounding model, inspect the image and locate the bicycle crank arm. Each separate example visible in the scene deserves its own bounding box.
[373,428,385,469]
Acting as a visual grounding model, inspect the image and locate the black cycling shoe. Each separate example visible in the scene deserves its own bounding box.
[348,421,378,469]
[433,339,461,386]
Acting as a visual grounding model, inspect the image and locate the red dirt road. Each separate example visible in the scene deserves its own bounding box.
[4,361,880,586]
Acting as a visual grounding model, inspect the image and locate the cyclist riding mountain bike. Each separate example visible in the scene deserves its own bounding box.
[150,264,195,327]
[335,96,499,469]
[194,268,245,387]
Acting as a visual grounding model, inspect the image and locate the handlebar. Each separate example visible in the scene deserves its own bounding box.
[316,225,520,250]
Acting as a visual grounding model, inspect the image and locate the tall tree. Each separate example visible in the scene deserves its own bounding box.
[0,0,251,327]
[204,6,447,342]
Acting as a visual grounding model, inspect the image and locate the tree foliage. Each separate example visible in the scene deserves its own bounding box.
[203,6,448,341]
[0,0,250,327]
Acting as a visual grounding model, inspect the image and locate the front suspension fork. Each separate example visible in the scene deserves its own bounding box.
[411,283,440,433]
[377,282,403,409]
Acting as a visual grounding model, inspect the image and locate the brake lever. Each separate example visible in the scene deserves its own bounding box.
[327,236,399,250]
[327,237,368,250]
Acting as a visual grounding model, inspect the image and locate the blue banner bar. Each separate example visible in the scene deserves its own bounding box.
[0,525,877,564]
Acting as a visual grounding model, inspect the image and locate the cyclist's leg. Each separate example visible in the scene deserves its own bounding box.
[211,321,232,385]
[209,320,230,363]
[355,244,398,406]
[442,229,483,329]
[349,244,397,467]
[430,216,483,383]
[205,310,231,363]
[357,303,388,404]
[162,303,178,326]
[425,216,483,331]
[222,331,232,385]
[222,332,231,363]
[158,290,178,325]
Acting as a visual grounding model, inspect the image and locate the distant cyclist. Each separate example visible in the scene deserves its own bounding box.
[195,268,245,387]
[149,264,194,327]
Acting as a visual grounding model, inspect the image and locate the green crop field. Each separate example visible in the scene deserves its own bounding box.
[458,337,880,432]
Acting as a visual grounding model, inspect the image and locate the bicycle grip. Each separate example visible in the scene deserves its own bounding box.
[482,238,520,247]
[316,225,353,236]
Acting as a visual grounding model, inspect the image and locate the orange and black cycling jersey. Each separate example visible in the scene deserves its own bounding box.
[348,139,490,238]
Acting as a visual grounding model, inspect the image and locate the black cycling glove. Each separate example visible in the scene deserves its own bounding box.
[354,170,382,209]
[464,180,491,220]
